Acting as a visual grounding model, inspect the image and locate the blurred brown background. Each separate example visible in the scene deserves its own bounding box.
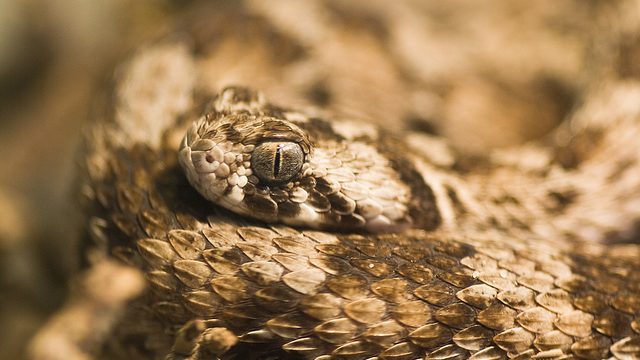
[0,1,191,358]
[0,0,637,358]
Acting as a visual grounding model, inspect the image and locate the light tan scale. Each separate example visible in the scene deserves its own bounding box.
[80,3,640,360]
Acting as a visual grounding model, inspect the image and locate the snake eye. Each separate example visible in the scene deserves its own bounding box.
[251,141,304,184]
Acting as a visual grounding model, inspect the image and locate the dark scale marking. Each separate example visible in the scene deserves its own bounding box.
[226,127,244,143]
[307,191,331,213]
[297,117,344,143]
[492,194,521,205]
[269,189,288,203]
[325,1,390,40]
[404,114,439,136]
[508,217,531,231]
[445,185,467,217]
[243,183,256,196]
[545,189,578,213]
[554,128,605,169]
[270,122,296,133]
[262,104,287,119]
[217,122,234,134]
[340,214,366,228]
[231,91,256,104]
[375,135,442,230]
[608,158,636,181]
[327,192,356,214]
[306,80,332,106]
[617,32,640,78]
[315,177,338,195]
[244,194,277,220]
[399,161,441,229]
[324,211,342,227]
[297,176,316,191]
[186,3,307,64]
[277,201,300,219]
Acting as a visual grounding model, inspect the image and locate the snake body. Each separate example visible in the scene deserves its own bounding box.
[82,2,640,359]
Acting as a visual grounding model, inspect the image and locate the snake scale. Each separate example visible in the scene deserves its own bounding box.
[81,2,640,359]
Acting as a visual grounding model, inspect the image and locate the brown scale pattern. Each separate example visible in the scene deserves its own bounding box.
[84,144,640,359]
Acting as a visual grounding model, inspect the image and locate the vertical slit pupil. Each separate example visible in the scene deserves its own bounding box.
[273,145,282,177]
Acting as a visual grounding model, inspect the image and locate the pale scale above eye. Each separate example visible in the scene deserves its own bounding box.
[250,141,304,184]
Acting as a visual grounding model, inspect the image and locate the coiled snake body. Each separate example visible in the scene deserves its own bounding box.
[82,3,640,359]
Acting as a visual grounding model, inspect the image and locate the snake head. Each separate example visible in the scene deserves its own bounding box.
[179,87,428,232]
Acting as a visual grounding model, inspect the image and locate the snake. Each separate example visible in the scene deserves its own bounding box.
[81,2,640,359]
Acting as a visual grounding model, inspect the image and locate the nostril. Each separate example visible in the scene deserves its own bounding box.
[205,154,215,163]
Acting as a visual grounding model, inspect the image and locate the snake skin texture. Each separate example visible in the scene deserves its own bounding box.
[81,2,640,359]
